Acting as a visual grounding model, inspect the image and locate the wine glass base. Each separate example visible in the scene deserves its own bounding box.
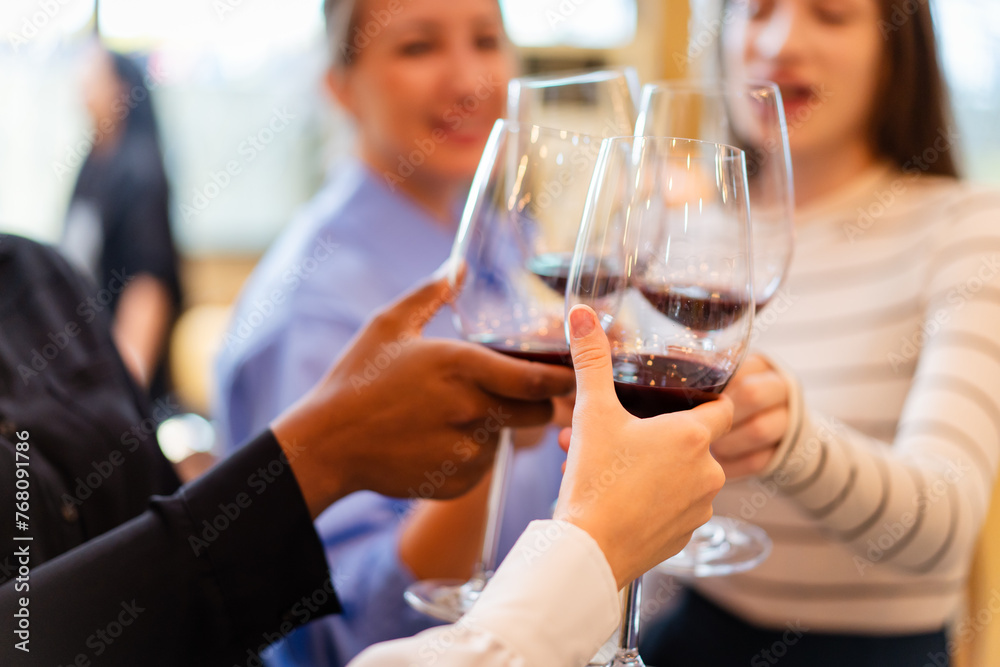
[404,578,485,623]
[656,516,772,578]
[606,652,645,667]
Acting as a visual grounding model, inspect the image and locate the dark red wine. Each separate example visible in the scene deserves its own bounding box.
[527,253,622,298]
[755,298,770,313]
[638,284,748,331]
[613,355,728,418]
[476,336,572,367]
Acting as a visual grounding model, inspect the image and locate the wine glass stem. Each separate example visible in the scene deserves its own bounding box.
[472,427,515,583]
[609,576,645,666]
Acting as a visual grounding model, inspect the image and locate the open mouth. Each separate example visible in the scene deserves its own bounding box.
[431,118,494,146]
[777,84,816,116]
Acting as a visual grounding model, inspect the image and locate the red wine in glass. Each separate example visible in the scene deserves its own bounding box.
[528,252,622,298]
[612,355,728,418]
[637,284,749,331]
[476,335,573,367]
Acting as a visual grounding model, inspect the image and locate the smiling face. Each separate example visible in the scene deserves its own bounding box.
[328,0,513,185]
[722,0,885,163]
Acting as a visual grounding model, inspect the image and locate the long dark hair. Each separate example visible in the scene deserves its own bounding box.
[869,0,958,177]
[105,51,164,160]
[721,0,959,178]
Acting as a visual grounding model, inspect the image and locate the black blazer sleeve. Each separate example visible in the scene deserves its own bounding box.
[0,430,340,666]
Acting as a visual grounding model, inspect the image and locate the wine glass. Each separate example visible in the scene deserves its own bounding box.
[508,67,639,139]
[635,79,794,312]
[635,80,791,577]
[403,120,602,622]
[566,136,756,667]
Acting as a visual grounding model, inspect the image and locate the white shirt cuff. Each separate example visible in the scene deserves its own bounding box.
[464,519,621,666]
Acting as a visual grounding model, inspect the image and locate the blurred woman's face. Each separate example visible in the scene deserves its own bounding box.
[331,0,512,184]
[722,0,883,160]
[82,51,122,131]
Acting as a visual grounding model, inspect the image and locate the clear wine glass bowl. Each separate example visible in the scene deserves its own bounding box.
[567,135,760,666]
[404,119,603,622]
[635,79,794,311]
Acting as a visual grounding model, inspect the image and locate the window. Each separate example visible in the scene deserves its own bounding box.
[499,0,637,49]
[934,0,1000,182]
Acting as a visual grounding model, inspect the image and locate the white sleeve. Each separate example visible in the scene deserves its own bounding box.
[347,520,621,667]
[759,187,1000,576]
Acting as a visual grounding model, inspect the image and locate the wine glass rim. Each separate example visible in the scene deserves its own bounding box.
[492,118,600,143]
[510,66,636,89]
[641,78,781,96]
[602,134,747,159]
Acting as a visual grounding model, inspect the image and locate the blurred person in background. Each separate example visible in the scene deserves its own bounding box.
[60,45,182,405]
[639,1,1000,665]
[213,0,569,664]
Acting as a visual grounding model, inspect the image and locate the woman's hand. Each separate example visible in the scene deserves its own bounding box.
[710,354,791,479]
[554,306,731,588]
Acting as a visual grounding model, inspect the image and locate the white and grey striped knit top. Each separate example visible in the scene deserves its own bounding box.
[698,163,1000,633]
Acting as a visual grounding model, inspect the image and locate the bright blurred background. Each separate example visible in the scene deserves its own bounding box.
[2,0,998,253]
[1,0,998,417]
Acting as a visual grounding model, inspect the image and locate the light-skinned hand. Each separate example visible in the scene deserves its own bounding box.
[710,354,790,479]
[554,305,731,588]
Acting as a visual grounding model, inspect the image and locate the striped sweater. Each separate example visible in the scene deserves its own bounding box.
[697,164,1000,633]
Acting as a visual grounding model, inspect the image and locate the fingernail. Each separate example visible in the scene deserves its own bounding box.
[570,307,595,338]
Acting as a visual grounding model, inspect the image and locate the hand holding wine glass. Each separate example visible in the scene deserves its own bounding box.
[555,304,730,588]
[709,353,791,478]
[567,135,759,666]
[403,120,603,622]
